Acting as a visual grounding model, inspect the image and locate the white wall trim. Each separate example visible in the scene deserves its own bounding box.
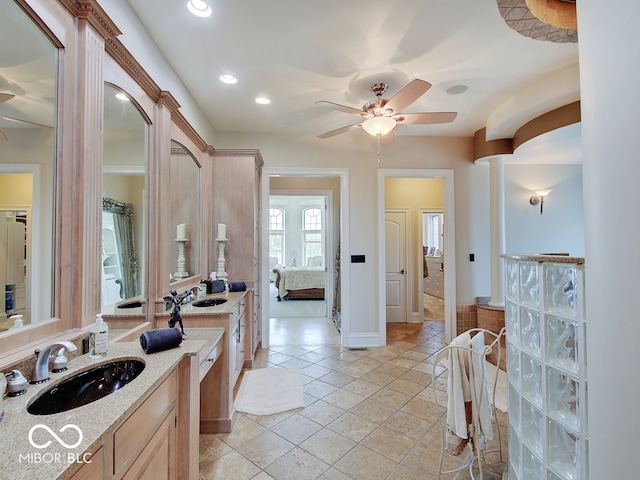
[377,169,457,343]
[346,333,383,349]
[261,167,349,348]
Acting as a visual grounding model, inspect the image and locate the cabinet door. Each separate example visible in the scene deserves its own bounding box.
[68,444,105,480]
[122,408,176,480]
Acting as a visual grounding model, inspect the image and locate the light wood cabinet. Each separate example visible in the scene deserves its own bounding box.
[210,149,262,361]
[65,366,185,480]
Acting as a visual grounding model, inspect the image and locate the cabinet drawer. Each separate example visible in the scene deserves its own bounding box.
[199,340,223,381]
[113,369,177,474]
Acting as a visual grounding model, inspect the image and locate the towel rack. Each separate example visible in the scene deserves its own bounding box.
[431,327,506,479]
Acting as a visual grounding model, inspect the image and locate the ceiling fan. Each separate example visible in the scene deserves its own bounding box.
[0,92,52,140]
[316,79,457,139]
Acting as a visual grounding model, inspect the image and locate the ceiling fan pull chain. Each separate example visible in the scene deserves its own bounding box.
[377,134,382,163]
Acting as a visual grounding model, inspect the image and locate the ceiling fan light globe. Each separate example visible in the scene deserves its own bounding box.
[362,116,396,136]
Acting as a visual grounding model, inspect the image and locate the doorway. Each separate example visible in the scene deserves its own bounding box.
[268,193,330,320]
[260,168,349,349]
[421,211,445,321]
[378,169,457,343]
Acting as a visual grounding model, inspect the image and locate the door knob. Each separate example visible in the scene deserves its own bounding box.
[400,269,405,274]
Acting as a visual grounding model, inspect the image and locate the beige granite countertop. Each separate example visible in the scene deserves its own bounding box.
[0,327,224,480]
[159,291,248,318]
[501,253,585,264]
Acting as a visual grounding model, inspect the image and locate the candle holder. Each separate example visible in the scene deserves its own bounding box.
[216,237,228,281]
[174,237,189,279]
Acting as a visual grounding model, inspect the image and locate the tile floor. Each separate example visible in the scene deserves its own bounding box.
[199,318,508,480]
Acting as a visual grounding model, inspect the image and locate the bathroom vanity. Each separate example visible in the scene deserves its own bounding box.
[0,329,224,480]
[173,290,257,433]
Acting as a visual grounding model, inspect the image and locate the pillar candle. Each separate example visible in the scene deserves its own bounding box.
[218,223,226,239]
[177,223,186,239]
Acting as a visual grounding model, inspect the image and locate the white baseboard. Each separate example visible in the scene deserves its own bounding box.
[345,332,383,348]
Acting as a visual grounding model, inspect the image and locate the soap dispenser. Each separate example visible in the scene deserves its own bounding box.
[89,313,109,359]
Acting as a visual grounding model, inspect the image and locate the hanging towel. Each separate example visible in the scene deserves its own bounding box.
[445,331,472,454]
[470,331,493,441]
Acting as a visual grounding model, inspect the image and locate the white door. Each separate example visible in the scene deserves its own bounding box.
[385,211,407,323]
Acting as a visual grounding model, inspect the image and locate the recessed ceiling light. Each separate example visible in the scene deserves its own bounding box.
[115,92,130,102]
[447,85,468,95]
[255,97,271,105]
[187,0,212,18]
[219,74,237,84]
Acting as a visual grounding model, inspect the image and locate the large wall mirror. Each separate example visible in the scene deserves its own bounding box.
[168,140,201,285]
[102,82,148,313]
[0,0,57,332]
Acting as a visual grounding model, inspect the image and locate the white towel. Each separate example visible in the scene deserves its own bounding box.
[446,331,472,440]
[470,332,493,440]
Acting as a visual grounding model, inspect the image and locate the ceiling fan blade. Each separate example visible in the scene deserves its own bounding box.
[315,100,364,116]
[0,130,7,141]
[384,79,432,114]
[0,115,52,128]
[394,112,457,125]
[317,122,362,139]
[0,93,15,104]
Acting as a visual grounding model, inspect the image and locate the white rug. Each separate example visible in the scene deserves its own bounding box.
[234,367,304,416]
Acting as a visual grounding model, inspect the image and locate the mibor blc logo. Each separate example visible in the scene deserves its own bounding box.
[20,424,92,465]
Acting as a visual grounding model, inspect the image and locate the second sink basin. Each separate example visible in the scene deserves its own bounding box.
[192,298,228,307]
[27,359,145,415]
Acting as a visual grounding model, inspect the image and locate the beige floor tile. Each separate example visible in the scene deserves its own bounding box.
[298,399,346,426]
[215,414,266,448]
[341,378,382,398]
[322,388,366,410]
[361,425,416,462]
[199,320,507,479]
[299,428,356,465]
[349,398,397,424]
[317,467,353,480]
[369,386,413,409]
[334,444,398,480]
[236,430,294,469]
[320,370,356,387]
[383,411,432,440]
[385,378,425,397]
[304,378,339,399]
[269,413,323,445]
[264,447,331,480]
[198,434,232,467]
[199,450,261,480]
[327,411,377,442]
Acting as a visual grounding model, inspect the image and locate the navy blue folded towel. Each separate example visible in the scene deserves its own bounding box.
[140,328,183,354]
[228,281,247,292]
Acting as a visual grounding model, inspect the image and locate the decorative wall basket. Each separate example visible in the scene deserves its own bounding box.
[497,0,577,43]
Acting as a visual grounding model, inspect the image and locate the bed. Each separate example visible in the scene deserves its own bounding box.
[272,265,325,301]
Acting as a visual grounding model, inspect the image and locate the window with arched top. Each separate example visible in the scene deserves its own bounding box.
[303,207,323,267]
[269,208,285,265]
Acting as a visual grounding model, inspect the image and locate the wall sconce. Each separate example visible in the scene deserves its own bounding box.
[530,190,551,214]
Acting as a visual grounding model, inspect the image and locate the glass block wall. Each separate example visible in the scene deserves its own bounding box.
[503,255,587,480]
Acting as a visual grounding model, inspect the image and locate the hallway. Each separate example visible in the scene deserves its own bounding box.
[199,320,508,479]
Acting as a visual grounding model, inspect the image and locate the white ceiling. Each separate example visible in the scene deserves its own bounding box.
[0,0,582,163]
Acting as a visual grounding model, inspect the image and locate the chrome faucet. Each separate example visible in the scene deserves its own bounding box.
[30,341,78,384]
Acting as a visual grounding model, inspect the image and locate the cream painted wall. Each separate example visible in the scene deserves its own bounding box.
[0,174,32,205]
[384,177,444,316]
[217,131,485,339]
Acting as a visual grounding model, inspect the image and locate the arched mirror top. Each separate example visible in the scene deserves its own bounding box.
[101,83,149,318]
[167,139,202,287]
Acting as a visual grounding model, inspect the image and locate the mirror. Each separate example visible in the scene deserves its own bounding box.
[168,140,200,284]
[0,0,57,331]
[102,83,148,313]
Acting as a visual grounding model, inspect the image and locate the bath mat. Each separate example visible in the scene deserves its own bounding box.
[234,367,304,415]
